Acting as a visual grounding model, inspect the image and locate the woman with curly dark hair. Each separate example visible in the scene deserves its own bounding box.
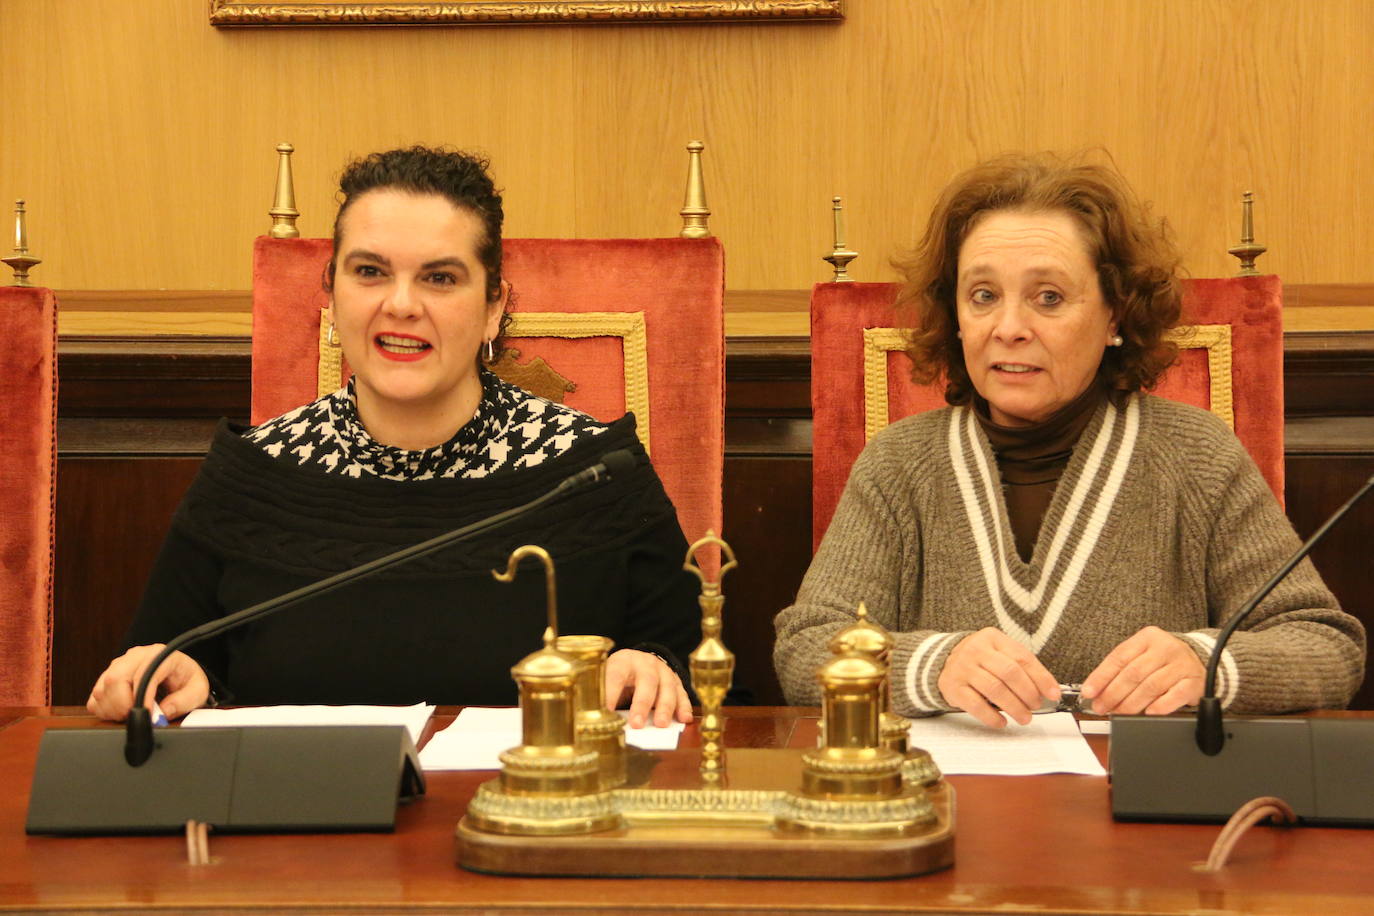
[776,153,1364,727]
[88,147,699,729]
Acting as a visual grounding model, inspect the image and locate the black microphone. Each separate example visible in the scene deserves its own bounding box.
[1111,472,1374,826]
[1195,473,1374,755]
[123,447,636,766]
[549,447,638,495]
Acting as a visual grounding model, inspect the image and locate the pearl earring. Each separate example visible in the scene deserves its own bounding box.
[956,330,963,340]
[1109,334,1124,347]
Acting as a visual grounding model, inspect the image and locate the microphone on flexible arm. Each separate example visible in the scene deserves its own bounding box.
[549,447,638,496]
[28,448,636,835]
[1110,473,1374,825]
[1195,473,1374,755]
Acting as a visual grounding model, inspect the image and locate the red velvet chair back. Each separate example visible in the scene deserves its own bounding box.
[251,236,725,556]
[811,276,1284,549]
[0,286,57,705]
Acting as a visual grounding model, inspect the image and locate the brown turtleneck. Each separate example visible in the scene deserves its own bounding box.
[973,382,1106,562]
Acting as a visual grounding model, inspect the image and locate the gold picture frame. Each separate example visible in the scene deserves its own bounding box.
[210,0,844,26]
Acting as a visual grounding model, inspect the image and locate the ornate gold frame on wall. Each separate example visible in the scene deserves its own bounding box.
[210,0,844,26]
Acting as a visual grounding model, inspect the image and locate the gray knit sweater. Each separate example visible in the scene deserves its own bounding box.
[775,395,1365,715]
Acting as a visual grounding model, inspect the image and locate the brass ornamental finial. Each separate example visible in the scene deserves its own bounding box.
[830,601,891,657]
[685,530,737,785]
[493,545,559,638]
[1227,191,1266,277]
[2,200,42,286]
[268,142,301,239]
[679,141,711,239]
[823,196,858,282]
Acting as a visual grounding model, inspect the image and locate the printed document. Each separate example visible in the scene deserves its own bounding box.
[419,705,684,771]
[906,711,1106,776]
[181,702,435,748]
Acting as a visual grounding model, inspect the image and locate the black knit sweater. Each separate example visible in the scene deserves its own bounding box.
[126,415,703,707]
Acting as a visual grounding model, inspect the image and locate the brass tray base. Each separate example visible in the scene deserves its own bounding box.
[456,748,955,879]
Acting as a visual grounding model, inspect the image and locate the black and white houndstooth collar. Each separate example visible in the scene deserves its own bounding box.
[243,370,609,482]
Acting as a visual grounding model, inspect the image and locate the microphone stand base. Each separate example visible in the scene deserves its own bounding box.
[1110,715,1374,826]
[26,725,425,835]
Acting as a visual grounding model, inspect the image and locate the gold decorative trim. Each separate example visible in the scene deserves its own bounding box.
[506,311,652,455]
[619,788,780,814]
[901,752,942,788]
[498,748,600,771]
[211,0,844,26]
[862,327,910,442]
[317,311,344,398]
[1164,323,1234,429]
[577,716,628,739]
[465,781,623,836]
[802,748,904,775]
[861,323,1236,440]
[776,791,935,827]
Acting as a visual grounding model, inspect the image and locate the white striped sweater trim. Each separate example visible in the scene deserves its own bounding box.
[1180,633,1240,710]
[904,631,964,712]
[949,397,1142,653]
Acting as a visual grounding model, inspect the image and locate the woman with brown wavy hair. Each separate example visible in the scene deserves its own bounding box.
[775,152,1363,727]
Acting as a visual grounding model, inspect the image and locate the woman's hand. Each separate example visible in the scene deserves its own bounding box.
[938,627,1060,727]
[1081,626,1205,715]
[603,649,693,729]
[86,644,210,723]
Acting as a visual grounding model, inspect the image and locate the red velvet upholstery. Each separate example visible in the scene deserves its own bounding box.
[0,286,57,705]
[250,236,725,554]
[811,276,1285,549]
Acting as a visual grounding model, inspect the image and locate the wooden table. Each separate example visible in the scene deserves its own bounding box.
[3,707,1372,914]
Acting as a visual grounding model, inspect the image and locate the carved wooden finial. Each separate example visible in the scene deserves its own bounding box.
[823,196,858,282]
[679,141,711,239]
[1227,191,1267,277]
[268,142,300,239]
[2,199,42,286]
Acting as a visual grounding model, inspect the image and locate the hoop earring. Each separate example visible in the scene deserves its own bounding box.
[1108,334,1124,347]
[485,339,495,362]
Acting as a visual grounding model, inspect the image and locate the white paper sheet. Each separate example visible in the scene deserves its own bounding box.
[906,711,1106,776]
[181,702,435,747]
[1077,718,1112,736]
[418,706,684,771]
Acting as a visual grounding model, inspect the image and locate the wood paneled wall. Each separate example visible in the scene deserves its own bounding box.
[3,1,1374,291]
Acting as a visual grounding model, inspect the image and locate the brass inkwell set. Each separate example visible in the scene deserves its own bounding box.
[456,533,954,879]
